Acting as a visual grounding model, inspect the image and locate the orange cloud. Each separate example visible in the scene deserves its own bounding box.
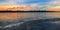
[0,4,40,11]
[0,5,17,11]
[0,6,30,11]
[48,6,60,11]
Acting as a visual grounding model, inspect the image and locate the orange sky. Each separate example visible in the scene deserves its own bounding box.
[48,6,60,11]
[0,4,40,11]
[0,5,60,11]
[0,5,32,11]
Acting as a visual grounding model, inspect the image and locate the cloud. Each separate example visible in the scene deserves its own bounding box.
[0,0,52,5]
[36,0,60,11]
[0,3,41,11]
[0,0,16,6]
[47,0,60,6]
[48,6,60,11]
[45,0,60,11]
[0,0,59,11]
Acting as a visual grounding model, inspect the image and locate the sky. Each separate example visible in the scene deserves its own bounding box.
[0,0,51,4]
[0,0,60,11]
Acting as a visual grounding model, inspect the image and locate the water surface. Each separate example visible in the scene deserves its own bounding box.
[0,12,60,22]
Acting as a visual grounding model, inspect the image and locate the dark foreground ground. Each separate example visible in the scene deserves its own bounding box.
[0,18,60,30]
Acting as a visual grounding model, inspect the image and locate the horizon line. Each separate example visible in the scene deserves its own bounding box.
[0,11,59,13]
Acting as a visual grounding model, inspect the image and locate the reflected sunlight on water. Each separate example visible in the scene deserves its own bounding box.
[0,12,60,22]
[46,12,60,18]
[0,13,23,21]
[0,12,46,22]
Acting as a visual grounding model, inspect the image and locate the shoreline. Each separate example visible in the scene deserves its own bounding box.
[0,11,59,13]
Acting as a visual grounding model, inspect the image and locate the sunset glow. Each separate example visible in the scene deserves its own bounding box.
[0,0,60,11]
[0,5,30,11]
[0,4,40,11]
[48,6,60,11]
[0,13,26,21]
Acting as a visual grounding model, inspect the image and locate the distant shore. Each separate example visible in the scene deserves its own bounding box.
[0,11,60,13]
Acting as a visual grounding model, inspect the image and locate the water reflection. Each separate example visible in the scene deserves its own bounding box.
[0,12,46,22]
[46,12,60,18]
[0,12,60,22]
[0,13,23,21]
